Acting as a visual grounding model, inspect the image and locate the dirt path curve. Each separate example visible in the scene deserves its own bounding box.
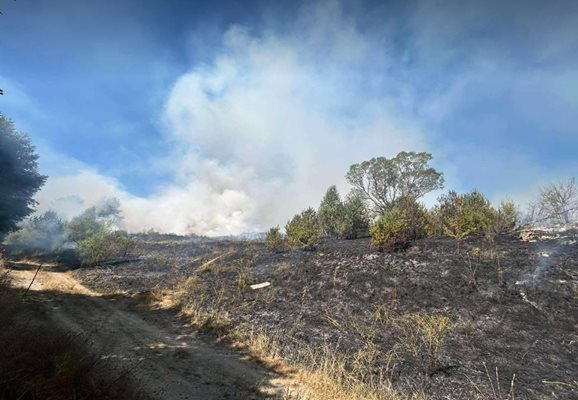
[8,266,286,400]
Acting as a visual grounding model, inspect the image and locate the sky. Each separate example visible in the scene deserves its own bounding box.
[1,0,577,235]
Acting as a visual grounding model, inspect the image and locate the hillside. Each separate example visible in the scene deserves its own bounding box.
[66,227,578,399]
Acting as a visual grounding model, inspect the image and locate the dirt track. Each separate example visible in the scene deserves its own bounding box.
[9,265,285,400]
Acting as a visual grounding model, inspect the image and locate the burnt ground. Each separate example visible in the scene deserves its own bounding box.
[72,230,578,399]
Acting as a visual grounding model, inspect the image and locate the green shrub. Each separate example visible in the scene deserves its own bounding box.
[318,186,345,238]
[285,208,321,251]
[370,208,407,251]
[337,193,370,239]
[265,226,284,252]
[66,209,108,243]
[77,230,138,266]
[369,198,429,251]
[433,190,497,248]
[318,186,370,240]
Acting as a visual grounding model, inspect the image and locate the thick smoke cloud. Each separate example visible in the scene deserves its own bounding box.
[35,2,427,235]
[32,0,578,235]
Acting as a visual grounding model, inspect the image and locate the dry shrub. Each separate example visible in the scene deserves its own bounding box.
[398,313,454,375]
[177,275,233,335]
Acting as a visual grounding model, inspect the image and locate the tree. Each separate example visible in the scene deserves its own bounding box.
[265,226,284,252]
[533,177,577,225]
[285,208,321,251]
[0,114,47,236]
[318,186,345,238]
[345,151,444,215]
[338,192,369,239]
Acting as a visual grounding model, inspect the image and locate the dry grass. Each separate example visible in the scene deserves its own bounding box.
[174,270,432,400]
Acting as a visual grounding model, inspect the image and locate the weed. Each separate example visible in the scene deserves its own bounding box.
[399,313,454,375]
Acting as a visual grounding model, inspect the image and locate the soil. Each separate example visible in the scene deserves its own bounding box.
[7,264,288,400]
[69,229,578,400]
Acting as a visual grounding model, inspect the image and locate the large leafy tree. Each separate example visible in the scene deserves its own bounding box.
[0,115,47,236]
[345,151,444,214]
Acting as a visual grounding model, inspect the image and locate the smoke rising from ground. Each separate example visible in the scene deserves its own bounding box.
[30,0,578,235]
[34,3,427,235]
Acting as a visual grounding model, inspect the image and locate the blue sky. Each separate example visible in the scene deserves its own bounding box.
[1,0,577,234]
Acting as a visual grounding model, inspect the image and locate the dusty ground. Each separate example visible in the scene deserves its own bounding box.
[69,228,578,399]
[7,263,290,400]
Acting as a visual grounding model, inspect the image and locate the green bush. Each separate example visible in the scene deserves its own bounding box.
[285,208,321,251]
[265,226,284,252]
[318,187,369,240]
[338,193,370,239]
[318,186,345,238]
[369,197,429,251]
[77,230,138,266]
[66,209,108,243]
[432,190,497,246]
[369,208,407,251]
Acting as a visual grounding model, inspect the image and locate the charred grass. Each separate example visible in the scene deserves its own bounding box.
[73,230,578,399]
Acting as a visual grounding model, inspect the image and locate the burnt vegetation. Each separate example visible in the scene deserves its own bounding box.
[2,115,577,399]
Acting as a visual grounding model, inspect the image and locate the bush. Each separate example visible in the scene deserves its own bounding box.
[318,186,370,240]
[77,230,138,266]
[265,226,284,252]
[494,200,518,233]
[338,193,370,239]
[285,208,321,250]
[66,209,108,243]
[318,186,345,238]
[431,190,497,246]
[3,211,68,255]
[369,198,429,251]
[370,208,407,251]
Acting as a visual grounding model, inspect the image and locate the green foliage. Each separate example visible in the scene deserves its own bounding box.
[77,230,138,266]
[285,208,321,250]
[433,190,497,245]
[66,199,121,243]
[346,151,444,214]
[265,226,284,252]
[318,186,345,238]
[66,209,108,242]
[369,208,407,251]
[0,114,47,236]
[495,200,518,233]
[369,197,429,251]
[3,211,67,255]
[339,192,370,239]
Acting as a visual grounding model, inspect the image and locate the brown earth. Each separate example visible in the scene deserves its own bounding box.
[7,264,290,400]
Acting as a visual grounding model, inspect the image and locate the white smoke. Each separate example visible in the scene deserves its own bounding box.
[34,3,428,235]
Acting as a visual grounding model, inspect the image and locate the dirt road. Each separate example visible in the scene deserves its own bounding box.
[8,265,286,400]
